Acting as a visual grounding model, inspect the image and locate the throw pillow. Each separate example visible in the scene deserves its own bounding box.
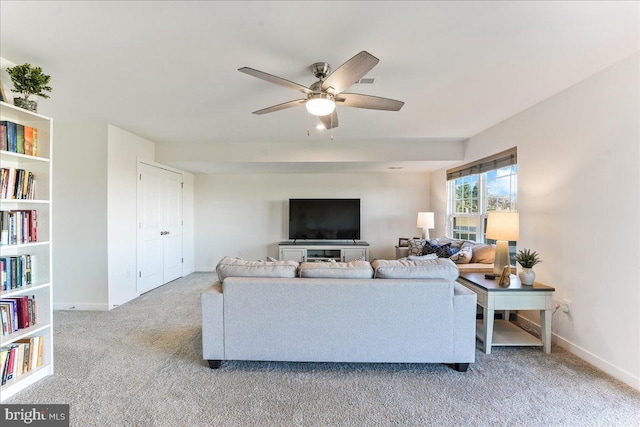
[407,238,428,256]
[449,241,474,264]
[471,244,496,264]
[424,241,454,258]
[266,256,278,262]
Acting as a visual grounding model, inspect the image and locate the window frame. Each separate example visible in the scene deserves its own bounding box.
[446,165,518,244]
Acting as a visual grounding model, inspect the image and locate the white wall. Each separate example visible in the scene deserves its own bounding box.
[53,122,109,310]
[194,172,431,270]
[107,124,155,308]
[431,54,640,390]
[54,122,194,310]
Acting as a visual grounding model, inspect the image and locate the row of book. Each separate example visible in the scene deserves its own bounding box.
[0,295,37,336]
[0,121,39,156]
[0,168,36,200]
[1,255,34,291]
[0,336,44,385]
[0,210,39,245]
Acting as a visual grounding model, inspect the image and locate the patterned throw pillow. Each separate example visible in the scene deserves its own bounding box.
[449,241,474,264]
[408,239,428,256]
[424,241,454,258]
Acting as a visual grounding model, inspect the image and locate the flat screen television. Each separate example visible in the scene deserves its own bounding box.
[288,198,360,240]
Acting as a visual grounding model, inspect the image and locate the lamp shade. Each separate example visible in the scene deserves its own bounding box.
[306,94,335,116]
[486,212,520,241]
[417,212,435,229]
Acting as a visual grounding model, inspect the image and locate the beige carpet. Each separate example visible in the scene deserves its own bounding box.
[6,273,640,426]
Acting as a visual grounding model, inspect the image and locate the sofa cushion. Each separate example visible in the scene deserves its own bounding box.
[216,256,299,281]
[299,261,374,279]
[371,258,460,281]
[471,244,496,263]
[408,253,438,261]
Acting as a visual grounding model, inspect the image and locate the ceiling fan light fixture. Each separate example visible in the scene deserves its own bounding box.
[306,93,335,116]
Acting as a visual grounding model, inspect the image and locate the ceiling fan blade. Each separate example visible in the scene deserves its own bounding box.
[252,99,306,115]
[319,110,339,129]
[239,67,312,94]
[335,93,404,111]
[321,51,379,95]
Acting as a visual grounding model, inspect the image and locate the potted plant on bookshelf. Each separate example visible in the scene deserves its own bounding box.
[515,248,542,285]
[6,63,52,113]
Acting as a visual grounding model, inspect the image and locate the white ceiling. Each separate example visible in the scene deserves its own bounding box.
[1,1,638,174]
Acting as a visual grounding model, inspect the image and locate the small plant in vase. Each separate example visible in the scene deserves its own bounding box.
[515,248,541,285]
[6,63,52,113]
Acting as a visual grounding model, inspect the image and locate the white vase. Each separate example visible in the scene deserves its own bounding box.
[519,267,535,285]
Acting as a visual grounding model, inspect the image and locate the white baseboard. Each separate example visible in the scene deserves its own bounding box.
[53,302,110,311]
[516,314,639,391]
[196,267,216,272]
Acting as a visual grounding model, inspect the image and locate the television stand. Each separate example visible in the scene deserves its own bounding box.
[279,241,370,262]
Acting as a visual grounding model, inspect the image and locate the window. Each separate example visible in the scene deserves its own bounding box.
[446,148,518,252]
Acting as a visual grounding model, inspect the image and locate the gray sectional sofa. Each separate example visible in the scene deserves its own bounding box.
[201,257,477,372]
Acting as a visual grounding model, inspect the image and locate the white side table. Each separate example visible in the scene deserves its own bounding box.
[457,272,555,354]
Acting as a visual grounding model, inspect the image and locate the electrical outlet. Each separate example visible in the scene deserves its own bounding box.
[562,298,572,314]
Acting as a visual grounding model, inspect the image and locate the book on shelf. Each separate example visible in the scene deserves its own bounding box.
[1,121,17,153]
[32,128,38,157]
[14,338,31,373]
[0,122,6,151]
[5,345,16,381]
[0,120,40,157]
[0,306,8,335]
[16,124,24,154]
[0,347,7,384]
[23,126,33,156]
[0,299,18,334]
[0,168,36,200]
[0,335,44,384]
[0,210,39,245]
[0,295,36,336]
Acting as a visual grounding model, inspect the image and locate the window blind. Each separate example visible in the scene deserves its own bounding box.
[446,147,517,181]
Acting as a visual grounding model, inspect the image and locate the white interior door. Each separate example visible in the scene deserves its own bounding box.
[162,172,183,283]
[137,162,183,294]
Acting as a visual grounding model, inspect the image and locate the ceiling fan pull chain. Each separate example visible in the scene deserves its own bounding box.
[330,114,334,140]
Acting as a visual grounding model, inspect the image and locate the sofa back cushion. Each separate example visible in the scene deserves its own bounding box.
[371,258,459,281]
[299,261,374,279]
[216,257,299,281]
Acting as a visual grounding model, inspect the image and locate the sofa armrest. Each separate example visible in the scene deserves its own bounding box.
[452,282,476,363]
[395,246,409,259]
[202,282,224,360]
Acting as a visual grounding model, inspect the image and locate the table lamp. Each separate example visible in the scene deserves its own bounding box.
[417,212,435,240]
[485,212,519,275]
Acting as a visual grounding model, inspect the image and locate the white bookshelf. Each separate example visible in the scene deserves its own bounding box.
[0,101,53,401]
